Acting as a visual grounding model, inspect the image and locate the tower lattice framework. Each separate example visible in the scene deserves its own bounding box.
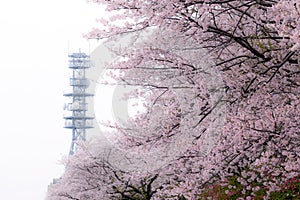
[64,52,94,155]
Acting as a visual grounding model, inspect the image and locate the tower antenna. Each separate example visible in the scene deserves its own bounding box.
[67,40,70,55]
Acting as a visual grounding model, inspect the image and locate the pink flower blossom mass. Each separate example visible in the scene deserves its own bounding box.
[47,0,300,199]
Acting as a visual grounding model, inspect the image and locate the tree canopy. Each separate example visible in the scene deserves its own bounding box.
[47,1,300,199]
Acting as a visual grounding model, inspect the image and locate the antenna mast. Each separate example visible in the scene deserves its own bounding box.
[64,52,94,155]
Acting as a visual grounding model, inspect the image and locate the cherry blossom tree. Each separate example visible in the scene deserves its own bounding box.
[48,0,300,199]
[47,142,164,200]
[87,0,299,101]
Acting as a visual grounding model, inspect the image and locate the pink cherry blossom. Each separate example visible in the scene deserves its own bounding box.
[48,0,300,199]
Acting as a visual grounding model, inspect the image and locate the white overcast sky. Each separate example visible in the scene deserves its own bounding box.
[0,0,105,199]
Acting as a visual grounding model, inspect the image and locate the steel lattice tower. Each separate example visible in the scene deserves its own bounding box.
[64,52,94,155]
